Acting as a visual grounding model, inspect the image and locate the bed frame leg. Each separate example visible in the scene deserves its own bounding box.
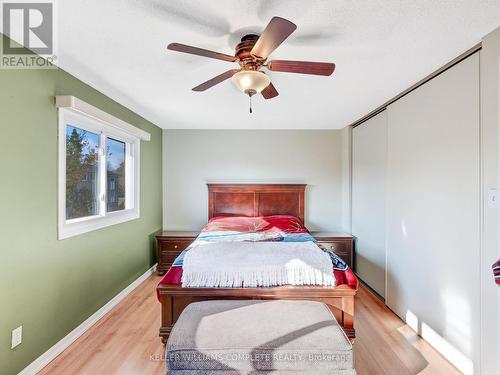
[341,296,355,340]
[159,296,173,345]
[323,296,355,340]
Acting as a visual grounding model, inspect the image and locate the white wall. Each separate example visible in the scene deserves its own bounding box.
[386,53,480,374]
[352,111,387,297]
[163,130,344,231]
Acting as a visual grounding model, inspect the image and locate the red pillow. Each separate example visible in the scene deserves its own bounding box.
[204,215,307,233]
[262,215,308,233]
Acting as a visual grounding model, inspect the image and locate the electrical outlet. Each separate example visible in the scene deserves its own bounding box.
[11,326,22,349]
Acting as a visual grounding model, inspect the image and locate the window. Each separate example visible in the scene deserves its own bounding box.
[58,105,142,239]
[65,125,100,220]
[106,137,126,212]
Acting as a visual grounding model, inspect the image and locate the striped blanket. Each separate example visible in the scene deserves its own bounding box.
[156,215,358,297]
[170,215,348,272]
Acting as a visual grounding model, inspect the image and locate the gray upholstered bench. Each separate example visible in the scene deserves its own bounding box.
[166,300,356,374]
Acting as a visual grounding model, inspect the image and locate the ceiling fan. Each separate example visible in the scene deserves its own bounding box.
[167,16,335,112]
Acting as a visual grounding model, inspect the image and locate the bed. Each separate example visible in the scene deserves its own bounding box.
[156,184,358,343]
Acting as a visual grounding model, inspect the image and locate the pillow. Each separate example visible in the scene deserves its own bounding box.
[205,215,308,234]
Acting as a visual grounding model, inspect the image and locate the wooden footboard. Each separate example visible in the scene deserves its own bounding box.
[158,284,357,344]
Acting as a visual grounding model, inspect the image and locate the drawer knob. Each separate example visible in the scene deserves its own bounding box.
[330,245,336,250]
[174,245,178,249]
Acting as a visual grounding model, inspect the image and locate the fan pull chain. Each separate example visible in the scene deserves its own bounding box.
[244,89,256,114]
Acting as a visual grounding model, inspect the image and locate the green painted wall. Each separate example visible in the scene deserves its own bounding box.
[0,59,163,373]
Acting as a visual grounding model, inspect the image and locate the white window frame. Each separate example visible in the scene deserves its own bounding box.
[57,96,149,240]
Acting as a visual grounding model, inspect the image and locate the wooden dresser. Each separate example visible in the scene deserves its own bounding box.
[310,232,354,269]
[156,231,199,275]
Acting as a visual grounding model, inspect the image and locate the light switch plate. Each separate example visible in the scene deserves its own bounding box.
[11,326,22,349]
[488,189,498,208]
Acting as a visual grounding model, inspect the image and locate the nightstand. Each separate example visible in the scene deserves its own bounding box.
[310,232,354,269]
[156,231,199,275]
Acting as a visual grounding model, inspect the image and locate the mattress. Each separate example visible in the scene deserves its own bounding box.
[157,215,358,291]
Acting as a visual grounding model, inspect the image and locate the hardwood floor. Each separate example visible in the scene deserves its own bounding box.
[353,285,460,375]
[40,275,460,375]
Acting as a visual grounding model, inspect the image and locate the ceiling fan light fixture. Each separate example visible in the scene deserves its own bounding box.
[231,70,271,94]
[168,16,335,107]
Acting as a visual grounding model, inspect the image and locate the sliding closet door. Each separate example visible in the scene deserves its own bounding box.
[352,111,387,297]
[386,53,480,374]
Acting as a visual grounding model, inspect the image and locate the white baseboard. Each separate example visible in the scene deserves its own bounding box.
[18,264,157,375]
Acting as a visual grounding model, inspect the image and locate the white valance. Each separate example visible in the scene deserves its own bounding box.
[55,95,150,141]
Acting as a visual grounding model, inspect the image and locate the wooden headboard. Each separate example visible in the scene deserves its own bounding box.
[207,184,306,223]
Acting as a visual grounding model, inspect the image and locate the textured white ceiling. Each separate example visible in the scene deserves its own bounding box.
[58,0,500,129]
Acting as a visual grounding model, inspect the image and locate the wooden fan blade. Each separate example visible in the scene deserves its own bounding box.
[168,43,237,62]
[261,83,279,99]
[251,17,297,60]
[192,69,240,91]
[267,60,335,76]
